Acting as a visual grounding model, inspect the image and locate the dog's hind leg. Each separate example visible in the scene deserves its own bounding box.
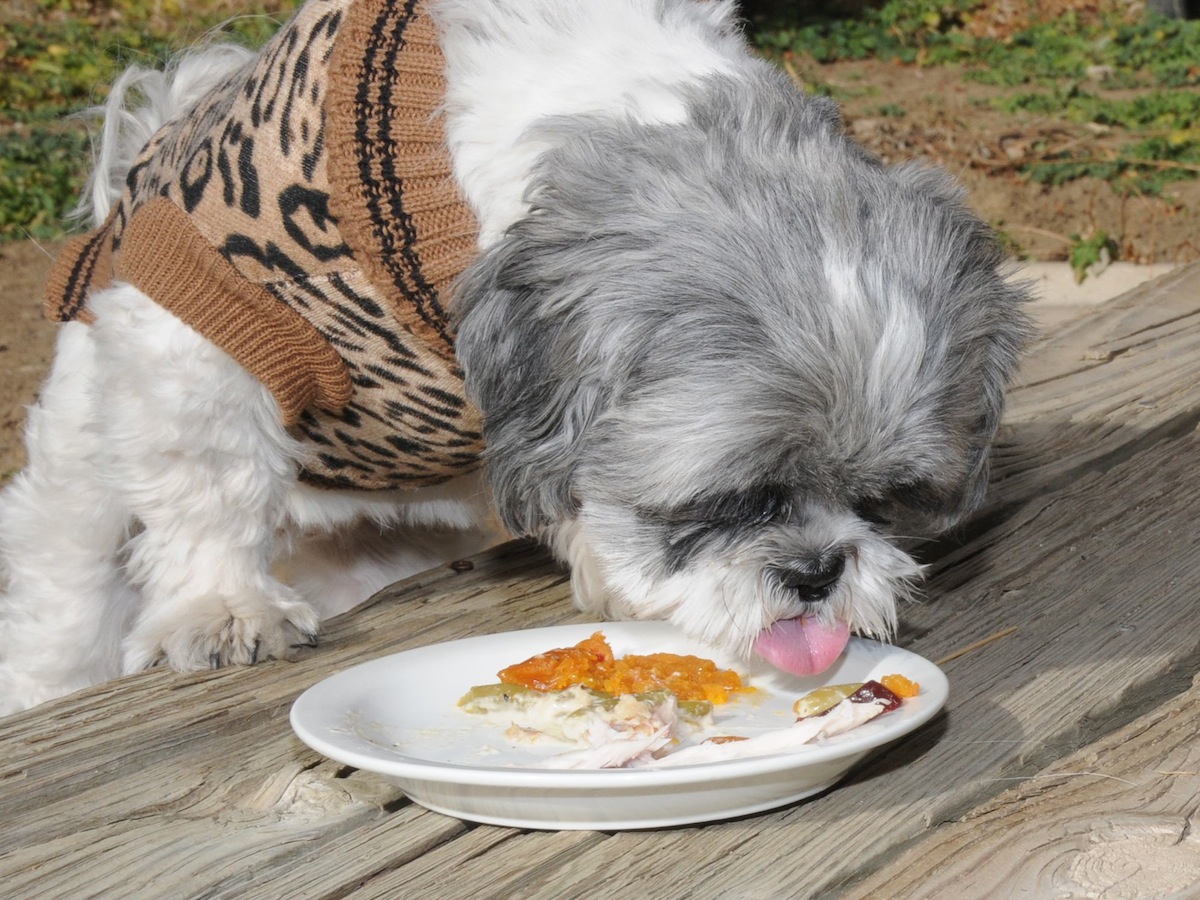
[0,321,140,712]
[82,283,320,675]
[276,484,502,623]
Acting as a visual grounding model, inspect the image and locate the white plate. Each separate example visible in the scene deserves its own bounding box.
[290,622,948,830]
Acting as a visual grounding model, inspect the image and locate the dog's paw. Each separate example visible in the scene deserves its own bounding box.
[122,590,320,674]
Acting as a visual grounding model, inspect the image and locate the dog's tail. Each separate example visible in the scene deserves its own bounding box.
[74,44,255,229]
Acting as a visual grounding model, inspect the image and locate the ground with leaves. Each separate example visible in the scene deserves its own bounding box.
[753,0,1200,266]
[802,57,1200,266]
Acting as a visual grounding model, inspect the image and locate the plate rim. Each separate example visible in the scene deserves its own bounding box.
[290,621,949,789]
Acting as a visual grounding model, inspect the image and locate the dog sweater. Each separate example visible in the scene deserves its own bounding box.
[43,0,486,491]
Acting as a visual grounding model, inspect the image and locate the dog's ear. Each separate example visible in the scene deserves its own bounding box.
[960,300,1033,514]
[451,231,610,536]
[883,161,1035,526]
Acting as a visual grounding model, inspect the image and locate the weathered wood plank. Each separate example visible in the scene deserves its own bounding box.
[845,674,1200,899]
[347,828,609,900]
[1018,262,1200,390]
[372,431,1200,899]
[0,541,573,899]
[1,265,1198,899]
[983,262,1200,513]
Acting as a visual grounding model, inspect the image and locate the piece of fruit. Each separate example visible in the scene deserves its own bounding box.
[880,672,920,699]
[793,682,864,718]
[847,680,902,712]
[794,675,915,719]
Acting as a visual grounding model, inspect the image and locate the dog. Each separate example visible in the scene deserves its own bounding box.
[0,0,1031,714]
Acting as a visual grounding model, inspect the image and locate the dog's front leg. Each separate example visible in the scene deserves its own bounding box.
[88,285,319,674]
[0,322,141,712]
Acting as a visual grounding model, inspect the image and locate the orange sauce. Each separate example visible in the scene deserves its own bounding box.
[497,631,745,705]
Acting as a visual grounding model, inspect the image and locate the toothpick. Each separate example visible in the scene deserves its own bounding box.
[936,626,1018,666]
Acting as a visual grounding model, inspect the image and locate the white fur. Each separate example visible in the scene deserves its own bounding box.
[433,0,750,243]
[552,504,920,660]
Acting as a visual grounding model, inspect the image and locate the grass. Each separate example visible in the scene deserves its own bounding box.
[992,85,1200,196]
[0,0,290,242]
[756,0,1200,201]
[0,127,90,237]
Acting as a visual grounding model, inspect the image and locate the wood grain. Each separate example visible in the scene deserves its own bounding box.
[1,264,1199,898]
[845,674,1200,899]
[365,431,1200,900]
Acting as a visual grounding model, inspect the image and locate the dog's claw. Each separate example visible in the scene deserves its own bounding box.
[210,652,221,670]
[290,631,319,649]
[250,638,261,665]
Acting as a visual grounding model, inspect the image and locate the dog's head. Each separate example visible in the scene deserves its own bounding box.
[452,71,1032,675]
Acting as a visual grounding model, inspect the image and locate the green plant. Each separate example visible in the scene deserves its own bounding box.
[1069,229,1120,282]
[756,2,1200,200]
[755,2,1200,90]
[753,0,982,64]
[1023,133,1200,198]
[0,1,291,242]
[0,127,89,241]
[996,86,1200,196]
[997,86,1200,129]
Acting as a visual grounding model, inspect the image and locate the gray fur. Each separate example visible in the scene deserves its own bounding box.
[452,64,1032,638]
[456,70,1029,520]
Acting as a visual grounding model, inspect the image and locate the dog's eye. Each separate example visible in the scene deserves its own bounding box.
[853,499,893,528]
[704,484,790,528]
[855,481,944,529]
[894,480,944,515]
[645,484,791,529]
[747,490,790,527]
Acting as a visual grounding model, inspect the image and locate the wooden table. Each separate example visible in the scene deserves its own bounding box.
[3,264,1200,899]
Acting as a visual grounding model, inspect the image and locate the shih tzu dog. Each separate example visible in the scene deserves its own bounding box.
[0,0,1030,713]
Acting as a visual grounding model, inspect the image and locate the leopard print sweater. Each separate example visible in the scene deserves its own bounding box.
[44,0,486,491]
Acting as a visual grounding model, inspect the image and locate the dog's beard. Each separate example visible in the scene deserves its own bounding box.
[548,504,923,675]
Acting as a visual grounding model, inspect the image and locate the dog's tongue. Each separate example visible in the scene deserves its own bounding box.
[753,617,851,676]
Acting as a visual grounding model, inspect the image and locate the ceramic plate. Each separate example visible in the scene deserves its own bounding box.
[290,622,947,830]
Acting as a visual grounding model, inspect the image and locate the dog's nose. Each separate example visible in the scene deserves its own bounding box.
[775,553,845,602]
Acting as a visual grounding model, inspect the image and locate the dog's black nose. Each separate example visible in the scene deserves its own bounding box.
[775,553,845,602]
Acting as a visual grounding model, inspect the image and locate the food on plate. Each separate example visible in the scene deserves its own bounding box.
[459,632,743,767]
[880,672,921,699]
[459,683,686,746]
[792,674,921,718]
[792,683,863,718]
[459,631,920,769]
[493,631,744,704]
[650,681,899,767]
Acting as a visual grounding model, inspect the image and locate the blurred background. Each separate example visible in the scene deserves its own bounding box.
[2,0,1198,268]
